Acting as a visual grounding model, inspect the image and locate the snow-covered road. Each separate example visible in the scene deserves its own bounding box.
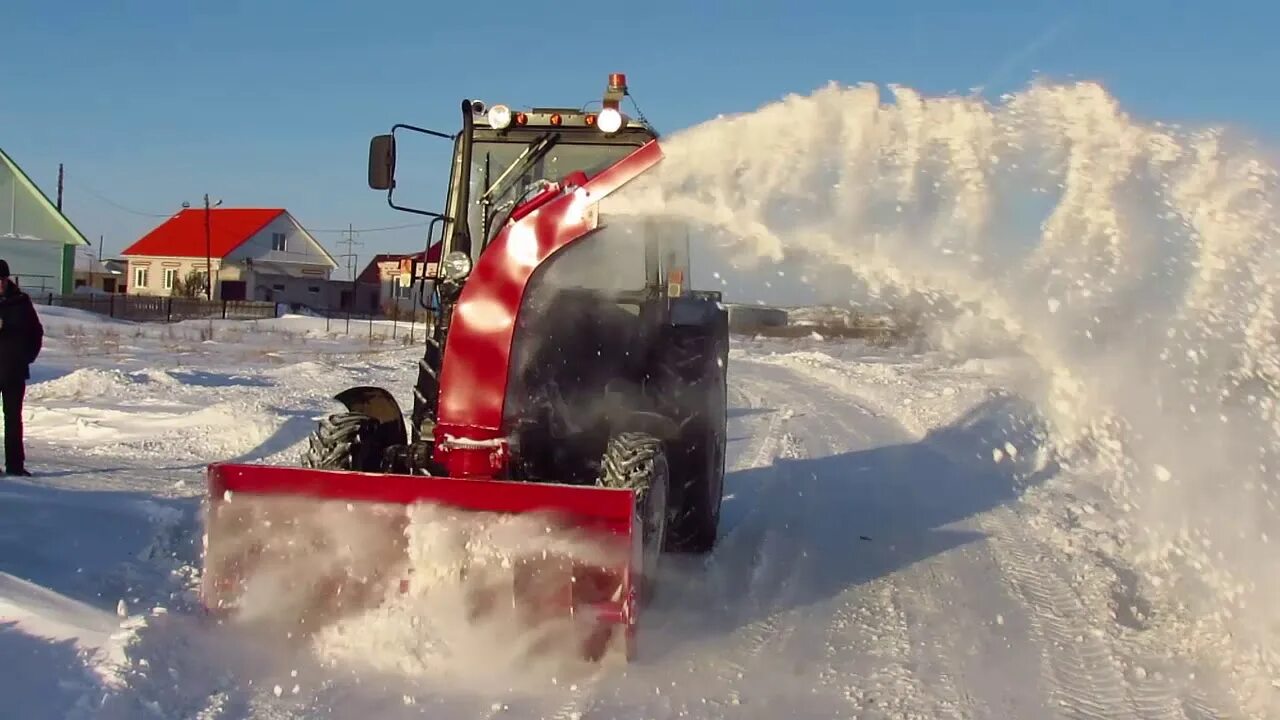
[0,310,1256,718]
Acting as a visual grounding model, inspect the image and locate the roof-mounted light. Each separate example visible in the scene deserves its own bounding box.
[487,104,512,130]
[597,106,625,134]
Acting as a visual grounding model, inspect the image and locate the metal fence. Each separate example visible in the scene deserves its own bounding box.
[33,293,278,322]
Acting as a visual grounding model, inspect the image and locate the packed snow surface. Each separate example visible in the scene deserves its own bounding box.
[2,76,1278,718]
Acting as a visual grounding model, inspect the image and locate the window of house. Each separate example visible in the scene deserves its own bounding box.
[272,232,287,252]
[392,276,412,299]
[272,283,286,292]
[307,285,320,294]
[134,267,149,288]
[163,268,178,290]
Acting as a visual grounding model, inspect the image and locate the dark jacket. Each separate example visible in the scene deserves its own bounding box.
[0,286,43,385]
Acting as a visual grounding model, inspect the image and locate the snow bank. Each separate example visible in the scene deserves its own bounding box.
[611,79,1280,713]
[0,474,203,718]
[0,571,119,653]
[0,572,119,719]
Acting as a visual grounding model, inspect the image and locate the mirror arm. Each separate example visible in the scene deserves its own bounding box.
[386,194,447,219]
[390,123,455,141]
[378,123,457,219]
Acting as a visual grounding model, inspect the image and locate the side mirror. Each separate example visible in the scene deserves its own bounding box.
[368,134,396,190]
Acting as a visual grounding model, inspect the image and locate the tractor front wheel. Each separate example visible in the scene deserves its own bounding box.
[597,431,670,605]
[299,412,383,472]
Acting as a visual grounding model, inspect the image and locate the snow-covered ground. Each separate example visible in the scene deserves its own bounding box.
[8,78,1280,719]
[0,306,1263,719]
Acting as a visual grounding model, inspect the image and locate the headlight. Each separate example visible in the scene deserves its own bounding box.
[597,107,625,134]
[441,251,473,281]
[487,104,512,130]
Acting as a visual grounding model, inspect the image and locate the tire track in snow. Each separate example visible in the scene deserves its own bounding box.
[727,371,790,473]
[715,428,807,707]
[803,394,968,720]
[981,508,1151,720]
[764,346,1245,719]
[817,393,969,719]
[713,358,965,717]
[888,557,980,718]
[707,369,800,686]
[743,360,967,718]
[699,361,857,708]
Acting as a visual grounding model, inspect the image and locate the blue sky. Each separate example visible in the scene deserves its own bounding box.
[3,0,1278,283]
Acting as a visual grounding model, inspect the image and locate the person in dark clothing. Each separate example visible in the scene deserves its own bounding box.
[0,259,43,476]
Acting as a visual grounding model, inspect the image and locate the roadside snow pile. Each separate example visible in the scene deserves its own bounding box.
[18,304,424,472]
[0,571,120,720]
[614,79,1280,714]
[26,372,287,460]
[28,367,150,402]
[28,305,136,334]
[0,476,203,718]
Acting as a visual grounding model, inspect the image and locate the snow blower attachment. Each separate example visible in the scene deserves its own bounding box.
[201,73,729,663]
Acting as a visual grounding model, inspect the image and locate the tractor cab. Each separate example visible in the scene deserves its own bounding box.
[368,74,669,299]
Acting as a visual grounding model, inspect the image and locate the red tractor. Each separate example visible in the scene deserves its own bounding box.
[200,74,728,661]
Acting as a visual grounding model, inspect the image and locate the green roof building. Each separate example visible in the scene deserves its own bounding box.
[0,147,91,295]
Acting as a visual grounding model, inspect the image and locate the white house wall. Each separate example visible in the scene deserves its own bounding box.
[126,257,221,297]
[225,213,336,273]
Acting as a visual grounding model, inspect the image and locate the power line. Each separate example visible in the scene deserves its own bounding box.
[65,178,174,218]
[67,175,432,234]
[305,221,430,233]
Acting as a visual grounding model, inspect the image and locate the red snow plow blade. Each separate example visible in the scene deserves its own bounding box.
[200,462,641,663]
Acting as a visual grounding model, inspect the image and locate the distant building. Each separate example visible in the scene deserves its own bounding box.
[73,254,124,294]
[0,147,92,294]
[725,304,789,331]
[355,243,441,316]
[121,207,340,306]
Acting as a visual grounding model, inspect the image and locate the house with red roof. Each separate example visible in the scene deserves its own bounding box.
[353,241,442,315]
[121,207,339,305]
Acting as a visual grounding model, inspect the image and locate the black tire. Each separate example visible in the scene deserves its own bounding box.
[662,331,728,554]
[299,412,383,472]
[668,368,726,553]
[597,431,670,605]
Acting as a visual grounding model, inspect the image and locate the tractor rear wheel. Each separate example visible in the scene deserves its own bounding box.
[299,412,383,472]
[661,328,728,554]
[597,431,669,605]
[668,367,726,553]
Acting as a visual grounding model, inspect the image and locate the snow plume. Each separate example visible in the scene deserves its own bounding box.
[609,80,1280,711]
[203,495,627,694]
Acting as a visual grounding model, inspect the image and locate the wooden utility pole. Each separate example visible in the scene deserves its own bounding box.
[204,193,213,300]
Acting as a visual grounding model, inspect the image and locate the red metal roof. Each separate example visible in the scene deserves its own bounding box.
[121,208,285,259]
